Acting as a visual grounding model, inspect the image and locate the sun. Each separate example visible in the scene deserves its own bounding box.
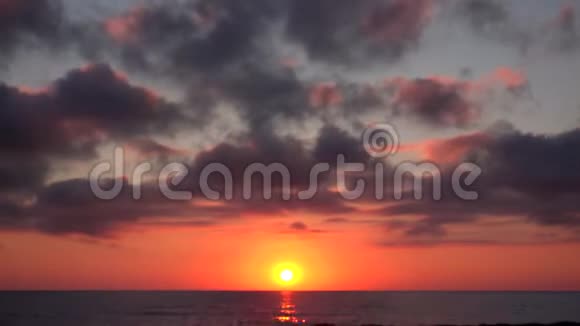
[280,269,294,283]
[273,263,301,287]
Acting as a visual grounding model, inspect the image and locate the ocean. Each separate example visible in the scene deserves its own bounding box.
[1,291,579,326]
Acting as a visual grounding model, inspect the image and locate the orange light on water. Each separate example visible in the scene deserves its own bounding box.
[274,291,306,324]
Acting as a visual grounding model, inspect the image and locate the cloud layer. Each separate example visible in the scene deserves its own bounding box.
[0,0,579,247]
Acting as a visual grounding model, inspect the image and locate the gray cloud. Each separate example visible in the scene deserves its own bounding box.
[0,0,65,65]
[0,0,577,248]
[377,124,580,243]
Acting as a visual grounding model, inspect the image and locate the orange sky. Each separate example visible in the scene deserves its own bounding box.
[2,220,580,290]
[2,0,580,294]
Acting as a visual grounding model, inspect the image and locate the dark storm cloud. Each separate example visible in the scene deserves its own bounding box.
[193,66,521,131]
[454,0,509,33]
[182,124,377,216]
[79,0,524,141]
[378,124,580,242]
[378,69,528,128]
[387,77,480,127]
[0,0,577,247]
[0,63,186,196]
[1,64,183,157]
[0,0,64,64]
[2,119,579,241]
[100,0,282,76]
[314,125,370,165]
[0,176,233,236]
[199,65,311,130]
[475,127,580,197]
[289,221,308,231]
[0,124,369,236]
[188,129,314,191]
[97,0,434,75]
[113,0,543,143]
[452,0,579,53]
[26,179,186,236]
[52,64,184,137]
[0,82,90,158]
[452,0,531,52]
[89,0,439,131]
[0,0,436,73]
[184,124,372,211]
[286,0,432,65]
[0,154,49,192]
[0,49,545,243]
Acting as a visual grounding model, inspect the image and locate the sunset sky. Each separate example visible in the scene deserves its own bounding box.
[1,0,580,291]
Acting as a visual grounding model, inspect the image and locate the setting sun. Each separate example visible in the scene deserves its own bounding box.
[273,263,302,287]
[280,269,294,283]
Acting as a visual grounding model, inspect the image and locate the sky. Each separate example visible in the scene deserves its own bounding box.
[1,0,580,290]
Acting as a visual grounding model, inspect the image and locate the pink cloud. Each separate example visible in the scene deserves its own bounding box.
[363,0,433,44]
[309,82,343,108]
[486,67,528,92]
[421,132,491,164]
[104,7,145,44]
[385,76,480,127]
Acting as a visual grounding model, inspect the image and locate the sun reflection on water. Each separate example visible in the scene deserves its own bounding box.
[274,291,306,324]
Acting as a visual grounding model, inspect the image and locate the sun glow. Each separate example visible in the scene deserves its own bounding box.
[273,263,301,287]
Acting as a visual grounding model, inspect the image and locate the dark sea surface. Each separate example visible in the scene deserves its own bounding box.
[1,291,579,326]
